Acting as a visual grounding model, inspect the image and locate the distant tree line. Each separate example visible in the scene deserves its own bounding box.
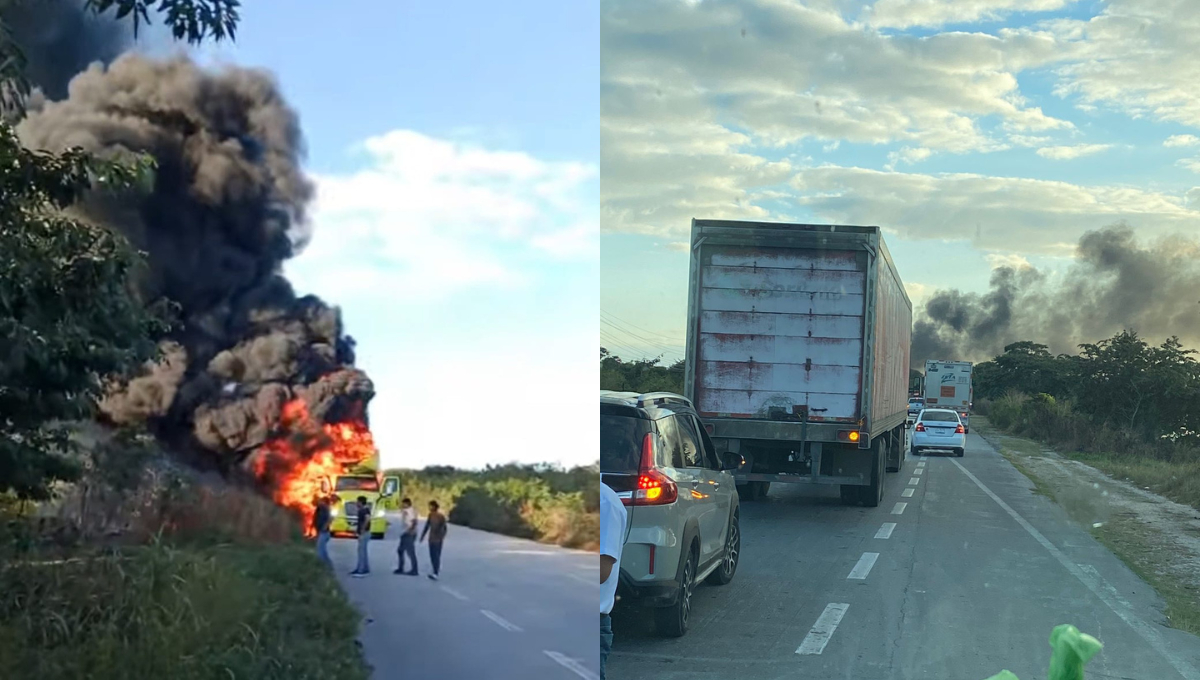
[600,347,685,395]
[975,332,1200,448]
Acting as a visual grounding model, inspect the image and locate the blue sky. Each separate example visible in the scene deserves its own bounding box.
[600,0,1200,365]
[197,0,598,470]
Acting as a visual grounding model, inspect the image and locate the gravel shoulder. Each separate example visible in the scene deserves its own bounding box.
[975,416,1200,635]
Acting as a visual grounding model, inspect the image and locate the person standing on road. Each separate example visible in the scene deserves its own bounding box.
[313,495,333,567]
[419,500,448,580]
[600,481,627,680]
[394,497,419,576]
[351,495,371,577]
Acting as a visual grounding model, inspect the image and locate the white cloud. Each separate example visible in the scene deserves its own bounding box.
[790,166,1200,254]
[287,130,597,302]
[866,0,1078,29]
[1166,134,1200,147]
[1046,0,1200,127]
[1035,143,1111,159]
[601,0,1075,235]
[1177,158,1200,173]
[986,252,1034,269]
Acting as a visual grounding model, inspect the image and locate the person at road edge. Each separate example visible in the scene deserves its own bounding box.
[351,495,371,577]
[313,495,333,567]
[600,481,627,680]
[395,497,419,576]
[420,500,448,580]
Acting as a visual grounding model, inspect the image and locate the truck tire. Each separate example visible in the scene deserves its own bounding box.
[886,430,902,473]
[752,481,770,500]
[655,543,698,637]
[861,440,885,508]
[840,484,860,506]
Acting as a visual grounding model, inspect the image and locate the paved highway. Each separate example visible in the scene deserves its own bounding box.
[329,516,599,680]
[607,432,1200,680]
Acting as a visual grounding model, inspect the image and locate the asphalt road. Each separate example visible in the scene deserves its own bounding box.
[607,431,1200,680]
[328,515,599,680]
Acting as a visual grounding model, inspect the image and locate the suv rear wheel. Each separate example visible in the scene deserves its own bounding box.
[707,510,740,586]
[656,543,697,637]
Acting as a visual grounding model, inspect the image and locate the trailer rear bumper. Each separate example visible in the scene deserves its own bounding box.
[734,472,867,486]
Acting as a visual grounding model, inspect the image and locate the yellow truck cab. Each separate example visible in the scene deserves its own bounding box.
[323,454,400,540]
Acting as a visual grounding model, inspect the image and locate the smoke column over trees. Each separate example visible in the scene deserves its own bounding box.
[911,224,1200,367]
[11,0,375,485]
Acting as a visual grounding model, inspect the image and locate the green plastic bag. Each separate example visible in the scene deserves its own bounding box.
[984,624,1103,680]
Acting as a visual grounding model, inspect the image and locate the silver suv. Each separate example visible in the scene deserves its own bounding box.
[600,390,741,637]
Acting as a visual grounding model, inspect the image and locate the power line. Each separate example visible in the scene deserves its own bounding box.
[600,310,686,343]
[600,315,684,355]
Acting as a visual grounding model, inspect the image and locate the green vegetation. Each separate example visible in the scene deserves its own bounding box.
[600,347,684,394]
[976,332,1200,513]
[0,466,369,680]
[384,463,600,551]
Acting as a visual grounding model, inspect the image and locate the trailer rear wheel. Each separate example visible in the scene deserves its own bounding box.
[839,484,860,506]
[861,440,885,508]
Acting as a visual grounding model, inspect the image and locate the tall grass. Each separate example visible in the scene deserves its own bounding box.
[985,390,1200,511]
[0,466,369,680]
[386,465,600,551]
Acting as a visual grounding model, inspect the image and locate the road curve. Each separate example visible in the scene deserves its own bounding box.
[328,514,599,680]
[608,431,1200,680]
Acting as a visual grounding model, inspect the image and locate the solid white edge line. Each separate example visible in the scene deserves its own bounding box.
[544,651,599,680]
[949,458,1200,680]
[901,488,915,498]
[796,603,850,655]
[441,585,470,601]
[847,552,879,580]
[892,502,907,515]
[481,609,523,632]
[875,522,897,539]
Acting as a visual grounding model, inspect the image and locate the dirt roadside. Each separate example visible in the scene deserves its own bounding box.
[974,416,1200,635]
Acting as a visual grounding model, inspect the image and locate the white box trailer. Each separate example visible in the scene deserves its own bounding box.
[683,219,913,508]
[922,360,973,431]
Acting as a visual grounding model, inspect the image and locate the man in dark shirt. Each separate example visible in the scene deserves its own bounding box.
[313,496,333,567]
[351,495,372,577]
[419,500,448,580]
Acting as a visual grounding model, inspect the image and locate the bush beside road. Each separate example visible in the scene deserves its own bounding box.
[0,474,370,680]
[385,464,600,551]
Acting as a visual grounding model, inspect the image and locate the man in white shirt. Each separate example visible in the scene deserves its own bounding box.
[600,481,627,680]
[394,498,419,576]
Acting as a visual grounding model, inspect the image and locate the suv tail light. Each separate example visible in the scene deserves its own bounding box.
[625,433,678,506]
[914,423,926,432]
[955,424,965,434]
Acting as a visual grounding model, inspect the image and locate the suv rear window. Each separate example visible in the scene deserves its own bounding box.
[921,410,958,422]
[601,414,653,473]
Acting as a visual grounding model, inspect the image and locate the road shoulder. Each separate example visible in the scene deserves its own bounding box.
[975,416,1200,636]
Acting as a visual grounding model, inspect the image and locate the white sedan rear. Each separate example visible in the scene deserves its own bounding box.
[910,408,966,457]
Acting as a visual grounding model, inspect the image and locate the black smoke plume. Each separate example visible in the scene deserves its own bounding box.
[12,2,374,478]
[912,224,1200,367]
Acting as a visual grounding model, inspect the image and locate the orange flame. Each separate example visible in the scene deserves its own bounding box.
[253,399,378,536]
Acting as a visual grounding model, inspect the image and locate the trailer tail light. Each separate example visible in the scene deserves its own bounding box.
[955,424,965,434]
[623,433,678,507]
[915,423,926,432]
[836,430,865,443]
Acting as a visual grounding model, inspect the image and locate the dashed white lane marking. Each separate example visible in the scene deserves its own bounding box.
[914,468,924,475]
[950,458,1200,680]
[892,502,908,515]
[481,609,523,632]
[901,488,915,498]
[917,461,926,467]
[544,651,599,679]
[909,477,921,485]
[441,586,470,601]
[875,522,897,539]
[796,603,850,655]
[847,552,879,580]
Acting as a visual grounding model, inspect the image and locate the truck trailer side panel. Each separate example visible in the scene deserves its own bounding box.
[868,239,913,434]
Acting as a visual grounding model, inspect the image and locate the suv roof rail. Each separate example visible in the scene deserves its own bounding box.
[636,392,693,409]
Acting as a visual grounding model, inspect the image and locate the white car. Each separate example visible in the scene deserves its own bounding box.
[909,408,966,457]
